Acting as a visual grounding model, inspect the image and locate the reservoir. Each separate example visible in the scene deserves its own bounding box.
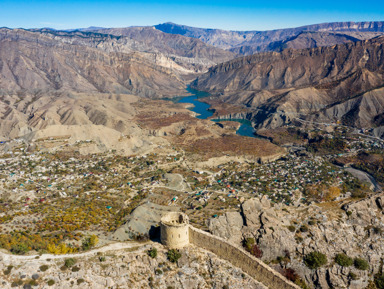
[178,87,256,138]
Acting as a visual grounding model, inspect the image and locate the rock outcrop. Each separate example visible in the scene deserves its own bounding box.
[0,244,267,289]
[207,193,384,288]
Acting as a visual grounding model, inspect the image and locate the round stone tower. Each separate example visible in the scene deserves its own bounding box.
[160,212,189,249]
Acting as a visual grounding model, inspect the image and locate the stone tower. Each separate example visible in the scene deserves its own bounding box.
[160,212,189,249]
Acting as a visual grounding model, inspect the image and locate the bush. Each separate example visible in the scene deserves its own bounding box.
[282,268,299,282]
[11,243,29,255]
[77,278,85,285]
[304,251,327,269]
[155,269,163,275]
[11,280,23,287]
[249,244,263,258]
[243,238,255,251]
[167,249,181,263]
[71,266,80,272]
[288,225,296,232]
[4,265,13,275]
[29,280,38,286]
[349,272,358,281]
[47,280,55,286]
[375,274,384,289]
[39,265,49,272]
[354,257,369,270]
[308,220,316,226]
[147,248,157,259]
[82,234,98,251]
[300,225,309,232]
[334,253,353,267]
[64,258,76,268]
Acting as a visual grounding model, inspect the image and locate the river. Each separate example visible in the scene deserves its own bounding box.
[177,87,257,138]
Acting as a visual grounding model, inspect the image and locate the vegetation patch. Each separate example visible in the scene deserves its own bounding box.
[304,251,327,269]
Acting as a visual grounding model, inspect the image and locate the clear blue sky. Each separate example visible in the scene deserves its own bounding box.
[1,0,383,31]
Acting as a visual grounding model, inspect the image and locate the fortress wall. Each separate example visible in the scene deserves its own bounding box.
[189,226,300,289]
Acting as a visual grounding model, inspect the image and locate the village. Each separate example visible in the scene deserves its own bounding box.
[0,122,382,255]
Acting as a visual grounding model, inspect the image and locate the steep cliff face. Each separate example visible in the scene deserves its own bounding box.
[0,28,191,97]
[192,37,384,129]
[94,26,236,65]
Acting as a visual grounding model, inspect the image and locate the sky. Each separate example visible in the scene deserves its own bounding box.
[0,0,383,31]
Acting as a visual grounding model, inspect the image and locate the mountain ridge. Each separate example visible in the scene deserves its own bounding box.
[192,36,384,129]
[155,21,384,53]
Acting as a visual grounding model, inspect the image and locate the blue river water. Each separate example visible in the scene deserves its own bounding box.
[177,87,257,138]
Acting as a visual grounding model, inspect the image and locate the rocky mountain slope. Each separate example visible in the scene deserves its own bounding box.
[192,36,384,129]
[0,27,234,98]
[0,243,266,289]
[208,193,384,289]
[93,26,235,65]
[0,28,188,98]
[156,21,384,54]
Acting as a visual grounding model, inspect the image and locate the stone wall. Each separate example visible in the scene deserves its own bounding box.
[189,226,300,289]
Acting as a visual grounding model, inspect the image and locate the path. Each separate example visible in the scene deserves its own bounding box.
[0,241,147,263]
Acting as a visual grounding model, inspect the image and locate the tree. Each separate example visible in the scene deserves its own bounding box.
[82,234,98,251]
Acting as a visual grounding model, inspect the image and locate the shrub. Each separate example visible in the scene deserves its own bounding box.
[82,234,98,251]
[249,244,263,258]
[77,278,85,285]
[167,249,181,263]
[348,272,358,281]
[147,248,157,259]
[300,225,309,232]
[47,280,55,286]
[39,265,49,272]
[4,265,13,275]
[282,268,299,282]
[11,243,29,255]
[99,256,106,262]
[11,280,23,287]
[64,258,76,268]
[354,257,369,270]
[288,225,296,232]
[304,251,327,269]
[243,238,255,251]
[334,253,353,267]
[308,220,316,226]
[375,274,384,289]
[29,279,38,286]
[71,266,80,272]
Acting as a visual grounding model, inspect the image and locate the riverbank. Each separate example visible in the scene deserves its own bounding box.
[177,88,258,138]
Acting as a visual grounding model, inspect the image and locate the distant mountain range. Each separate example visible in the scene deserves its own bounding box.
[1,21,384,135]
[155,21,384,54]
